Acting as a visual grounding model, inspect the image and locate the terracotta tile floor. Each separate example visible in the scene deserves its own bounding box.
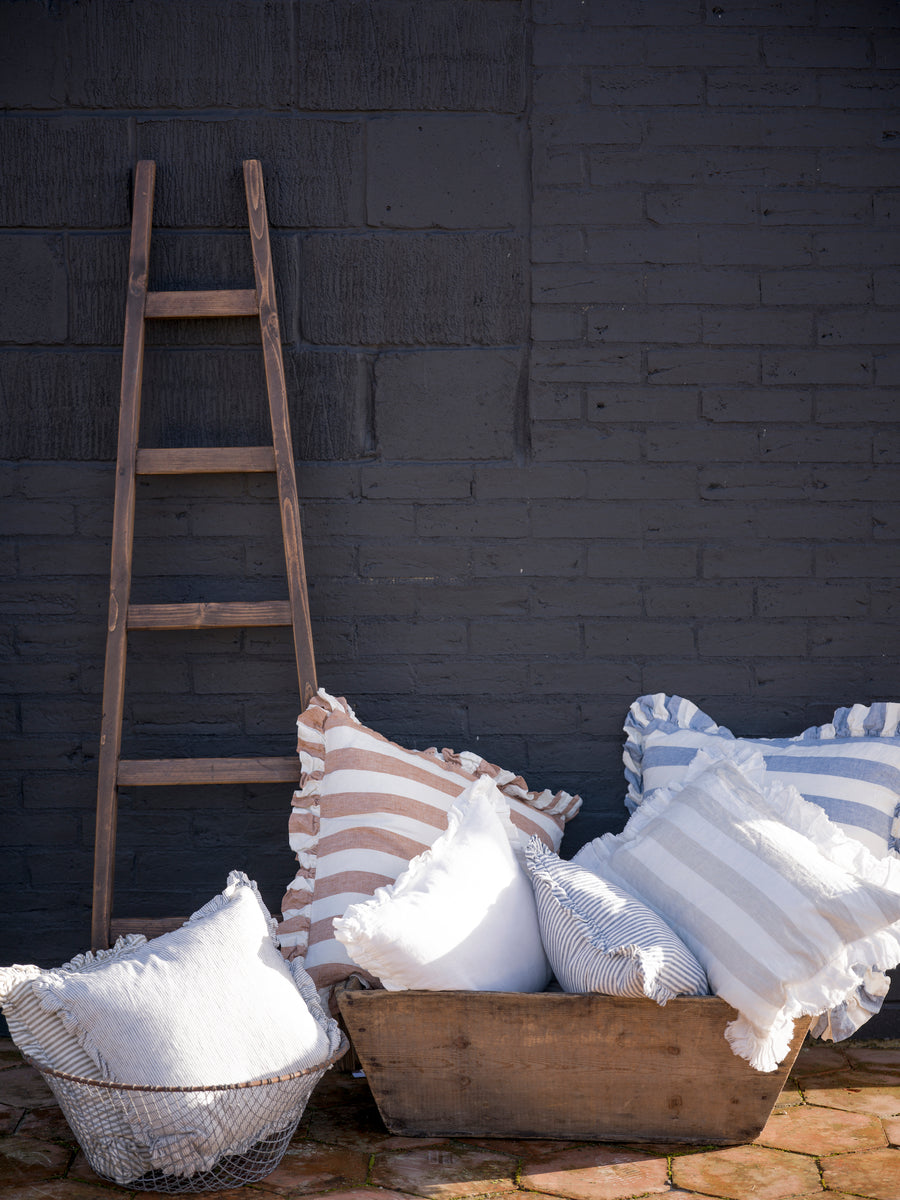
[1,1037,900,1200]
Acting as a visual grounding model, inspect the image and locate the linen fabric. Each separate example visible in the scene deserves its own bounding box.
[3,873,343,1181]
[278,690,582,992]
[623,693,900,859]
[525,838,708,1003]
[333,776,551,992]
[575,748,900,1073]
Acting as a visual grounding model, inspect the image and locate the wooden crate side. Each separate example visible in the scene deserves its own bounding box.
[336,989,810,1144]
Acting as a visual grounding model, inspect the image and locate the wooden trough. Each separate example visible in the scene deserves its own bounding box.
[336,983,811,1145]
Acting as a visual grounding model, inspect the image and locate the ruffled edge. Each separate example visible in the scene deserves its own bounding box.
[589,748,900,1071]
[277,688,582,963]
[622,692,727,812]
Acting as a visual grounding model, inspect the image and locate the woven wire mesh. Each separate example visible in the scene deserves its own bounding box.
[26,1042,347,1193]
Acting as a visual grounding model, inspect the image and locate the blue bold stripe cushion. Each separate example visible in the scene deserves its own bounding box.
[623,695,900,859]
[524,837,708,1004]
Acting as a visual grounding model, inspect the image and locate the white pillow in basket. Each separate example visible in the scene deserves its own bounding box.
[333,776,552,992]
[8,872,343,1181]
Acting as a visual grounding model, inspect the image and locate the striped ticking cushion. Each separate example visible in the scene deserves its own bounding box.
[277,690,582,993]
[525,838,708,1003]
[575,749,900,1073]
[623,694,900,859]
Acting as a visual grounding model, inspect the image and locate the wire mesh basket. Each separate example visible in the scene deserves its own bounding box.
[24,1039,348,1193]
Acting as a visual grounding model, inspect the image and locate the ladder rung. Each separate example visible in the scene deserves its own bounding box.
[110,917,187,941]
[128,601,292,629]
[136,447,277,474]
[145,288,258,319]
[117,757,300,786]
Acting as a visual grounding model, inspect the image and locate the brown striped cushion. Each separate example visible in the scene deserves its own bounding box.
[277,691,582,992]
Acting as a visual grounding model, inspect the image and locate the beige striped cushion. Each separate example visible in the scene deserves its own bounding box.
[277,691,582,991]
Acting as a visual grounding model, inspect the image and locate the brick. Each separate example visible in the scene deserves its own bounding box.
[591,148,817,188]
[533,582,642,618]
[296,1,526,112]
[758,582,869,617]
[710,391,816,424]
[532,187,644,226]
[646,267,758,305]
[532,347,641,383]
[644,110,763,145]
[530,384,583,421]
[760,270,872,305]
[700,464,821,501]
[585,620,695,656]
[811,621,900,657]
[590,68,704,105]
[703,544,813,578]
[360,542,470,581]
[647,347,759,386]
[588,387,698,422]
[587,542,698,579]
[533,265,645,306]
[703,311,813,345]
[801,466,900,501]
[590,306,701,343]
[757,110,891,147]
[759,191,872,224]
[700,622,808,656]
[763,350,873,387]
[532,308,585,341]
[0,1,66,108]
[356,619,467,658]
[764,31,869,67]
[367,115,526,230]
[137,119,365,228]
[874,504,900,540]
[586,229,700,265]
[645,583,754,619]
[705,0,815,24]
[0,117,130,228]
[760,428,872,462]
[533,66,589,106]
[470,619,580,656]
[820,151,900,189]
[818,310,900,345]
[2,502,75,537]
[590,0,703,24]
[471,541,584,578]
[66,0,293,108]
[646,188,757,224]
[534,110,643,150]
[474,465,586,500]
[708,70,816,106]
[875,270,900,304]
[533,28,645,66]
[17,537,111,578]
[417,502,530,539]
[0,236,66,344]
[532,228,586,263]
[754,660,900,699]
[419,582,530,618]
[531,427,643,462]
[819,73,900,108]
[362,466,472,500]
[641,662,754,700]
[301,233,526,346]
[587,464,697,501]
[531,501,642,539]
[645,27,760,66]
[874,352,900,385]
[465,698,581,738]
[415,660,530,694]
[374,349,521,460]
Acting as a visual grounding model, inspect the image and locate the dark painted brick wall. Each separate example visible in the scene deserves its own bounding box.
[2,0,900,1032]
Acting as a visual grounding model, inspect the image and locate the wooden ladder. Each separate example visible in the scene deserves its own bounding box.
[90,160,316,951]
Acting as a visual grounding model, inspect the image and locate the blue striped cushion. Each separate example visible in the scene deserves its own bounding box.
[624,695,900,858]
[524,838,708,1003]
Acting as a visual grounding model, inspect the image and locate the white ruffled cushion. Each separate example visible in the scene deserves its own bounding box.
[575,746,900,1073]
[525,838,708,1003]
[333,776,551,992]
[2,873,343,1181]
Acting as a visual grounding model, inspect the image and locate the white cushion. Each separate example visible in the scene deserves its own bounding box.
[2,873,343,1181]
[575,747,900,1073]
[333,776,551,992]
[525,838,708,1003]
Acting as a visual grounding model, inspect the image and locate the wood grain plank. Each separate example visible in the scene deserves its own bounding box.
[92,159,156,953]
[145,288,258,319]
[117,756,299,785]
[244,159,318,710]
[336,987,811,1145]
[110,917,188,940]
[136,446,276,474]
[127,601,292,629]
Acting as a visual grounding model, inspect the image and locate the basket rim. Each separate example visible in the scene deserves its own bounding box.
[22,1036,348,1094]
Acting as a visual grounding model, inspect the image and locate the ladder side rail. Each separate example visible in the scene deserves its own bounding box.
[243,159,318,709]
[91,160,156,951]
